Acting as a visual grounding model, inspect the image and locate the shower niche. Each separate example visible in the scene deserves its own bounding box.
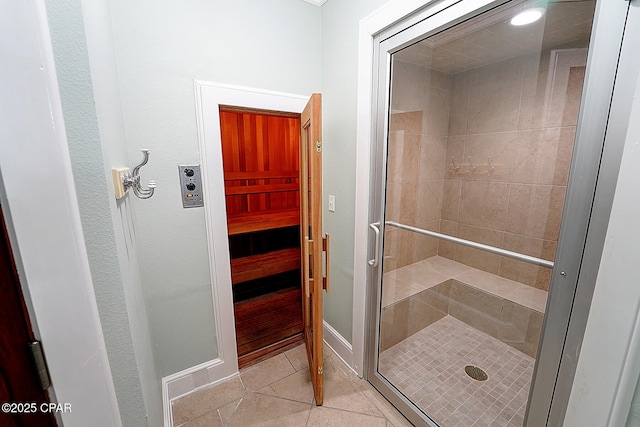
[220,107,304,368]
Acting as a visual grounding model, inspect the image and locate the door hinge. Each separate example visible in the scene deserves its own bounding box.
[29,341,51,390]
[316,140,322,152]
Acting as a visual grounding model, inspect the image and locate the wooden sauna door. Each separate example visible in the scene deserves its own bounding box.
[300,93,329,405]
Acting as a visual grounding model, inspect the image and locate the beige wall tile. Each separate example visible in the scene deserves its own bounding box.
[430,69,453,91]
[413,221,440,262]
[467,57,523,134]
[384,181,418,225]
[498,300,544,358]
[455,224,504,274]
[381,275,418,307]
[448,280,502,338]
[389,111,423,135]
[416,180,444,223]
[386,132,421,184]
[511,127,575,186]
[383,228,415,271]
[448,72,470,136]
[445,135,466,177]
[380,295,447,350]
[384,182,401,223]
[561,66,586,126]
[463,131,517,182]
[420,135,448,180]
[459,181,509,230]
[400,181,418,224]
[438,220,458,260]
[518,53,550,130]
[441,179,461,222]
[391,72,428,113]
[499,233,556,290]
[415,280,452,314]
[506,184,566,240]
[425,87,452,136]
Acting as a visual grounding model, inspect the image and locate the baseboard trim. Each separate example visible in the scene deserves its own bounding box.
[323,320,356,375]
[162,358,239,427]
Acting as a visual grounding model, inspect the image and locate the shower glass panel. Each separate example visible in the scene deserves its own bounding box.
[376,1,595,426]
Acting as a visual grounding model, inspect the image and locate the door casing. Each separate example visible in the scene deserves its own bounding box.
[194,82,310,390]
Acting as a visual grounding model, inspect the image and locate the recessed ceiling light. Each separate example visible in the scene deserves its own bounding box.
[510,8,545,26]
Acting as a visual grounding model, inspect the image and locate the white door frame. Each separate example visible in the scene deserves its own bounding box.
[193,81,308,379]
[0,1,121,425]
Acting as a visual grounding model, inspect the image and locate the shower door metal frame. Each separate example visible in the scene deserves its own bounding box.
[365,0,633,426]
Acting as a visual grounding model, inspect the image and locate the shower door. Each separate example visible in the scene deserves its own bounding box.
[366,1,630,426]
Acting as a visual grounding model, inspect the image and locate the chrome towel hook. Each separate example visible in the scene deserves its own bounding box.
[112,149,156,200]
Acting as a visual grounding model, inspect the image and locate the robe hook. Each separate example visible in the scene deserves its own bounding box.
[119,149,156,199]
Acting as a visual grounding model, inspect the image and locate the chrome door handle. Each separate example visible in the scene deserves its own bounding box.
[368,222,381,267]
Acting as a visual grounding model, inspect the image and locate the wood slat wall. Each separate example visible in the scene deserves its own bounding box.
[220,110,301,216]
[219,107,304,368]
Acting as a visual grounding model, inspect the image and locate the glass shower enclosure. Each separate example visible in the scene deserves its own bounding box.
[366,1,630,426]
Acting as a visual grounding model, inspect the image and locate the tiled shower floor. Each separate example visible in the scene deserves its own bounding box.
[379,315,534,427]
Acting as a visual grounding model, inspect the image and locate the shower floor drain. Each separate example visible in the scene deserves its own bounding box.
[465,365,488,381]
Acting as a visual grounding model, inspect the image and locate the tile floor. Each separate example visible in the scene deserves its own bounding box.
[171,344,413,427]
[380,316,534,427]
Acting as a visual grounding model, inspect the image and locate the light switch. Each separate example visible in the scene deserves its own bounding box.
[328,195,335,212]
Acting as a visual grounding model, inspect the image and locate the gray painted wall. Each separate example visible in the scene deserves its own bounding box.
[628,375,640,427]
[46,0,161,425]
[108,0,322,376]
[320,0,387,341]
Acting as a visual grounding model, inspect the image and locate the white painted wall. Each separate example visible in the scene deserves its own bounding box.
[320,0,388,345]
[629,377,640,426]
[108,0,321,376]
[45,0,161,425]
[0,0,121,424]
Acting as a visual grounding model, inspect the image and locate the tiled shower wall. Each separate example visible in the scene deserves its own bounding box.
[440,49,586,291]
[384,46,586,291]
[384,62,451,272]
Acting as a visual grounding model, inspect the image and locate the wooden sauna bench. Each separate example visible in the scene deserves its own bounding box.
[231,248,300,284]
[226,208,300,236]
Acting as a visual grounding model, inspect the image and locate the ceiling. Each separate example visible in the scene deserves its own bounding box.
[394,0,595,74]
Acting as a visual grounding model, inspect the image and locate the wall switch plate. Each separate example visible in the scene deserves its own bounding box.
[112,167,130,200]
[178,165,203,208]
[328,195,335,212]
